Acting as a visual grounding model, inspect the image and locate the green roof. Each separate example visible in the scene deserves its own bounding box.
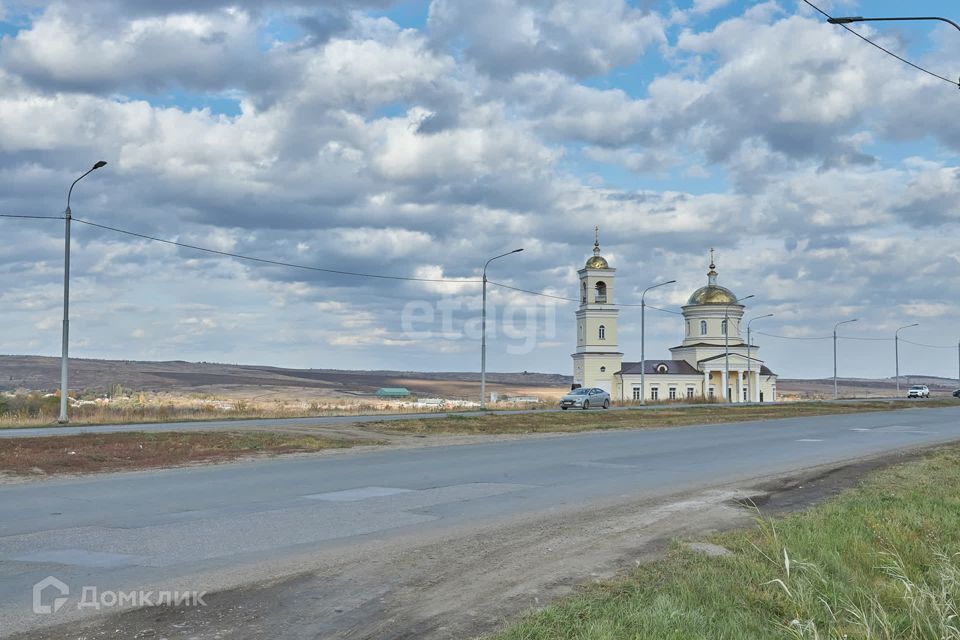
[376,387,411,396]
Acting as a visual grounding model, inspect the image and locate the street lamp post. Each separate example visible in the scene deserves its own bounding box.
[746,313,773,403]
[895,323,919,396]
[59,161,108,424]
[833,318,859,400]
[724,294,754,403]
[480,248,523,409]
[639,279,676,405]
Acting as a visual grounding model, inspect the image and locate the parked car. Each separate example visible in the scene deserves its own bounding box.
[559,387,610,410]
[907,385,930,399]
[953,389,960,398]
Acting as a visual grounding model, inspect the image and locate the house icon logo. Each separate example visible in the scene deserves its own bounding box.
[33,576,69,614]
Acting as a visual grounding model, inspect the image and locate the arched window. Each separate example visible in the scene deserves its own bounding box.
[656,363,668,373]
[686,321,691,336]
[581,282,587,304]
[598,325,606,340]
[700,320,707,335]
[721,320,728,335]
[600,366,606,373]
[595,281,607,303]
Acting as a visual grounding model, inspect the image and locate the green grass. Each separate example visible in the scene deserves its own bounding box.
[494,446,960,640]
[371,399,958,436]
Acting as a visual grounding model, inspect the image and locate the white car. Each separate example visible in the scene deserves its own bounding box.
[559,387,611,410]
[907,385,930,399]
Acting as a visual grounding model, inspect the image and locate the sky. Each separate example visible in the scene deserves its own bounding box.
[1,0,959,381]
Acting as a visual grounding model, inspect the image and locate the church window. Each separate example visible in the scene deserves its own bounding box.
[581,282,587,304]
[656,363,668,373]
[600,366,606,373]
[721,320,728,335]
[686,387,695,399]
[700,320,707,335]
[708,386,715,399]
[595,281,607,303]
[632,386,641,400]
[668,387,677,400]
[599,325,606,340]
[650,387,659,400]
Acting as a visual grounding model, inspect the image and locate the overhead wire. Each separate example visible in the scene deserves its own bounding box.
[0,213,65,220]
[901,338,958,349]
[802,0,960,88]
[72,217,482,284]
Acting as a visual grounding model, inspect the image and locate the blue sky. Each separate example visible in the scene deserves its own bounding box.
[1,0,959,381]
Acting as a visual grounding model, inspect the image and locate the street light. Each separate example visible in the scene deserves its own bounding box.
[746,313,774,403]
[827,15,960,33]
[724,294,754,403]
[639,279,676,405]
[480,248,523,409]
[895,323,919,396]
[59,161,108,423]
[833,318,859,400]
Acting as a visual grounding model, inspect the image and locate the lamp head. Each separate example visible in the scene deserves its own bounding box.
[92,161,107,170]
[827,16,862,24]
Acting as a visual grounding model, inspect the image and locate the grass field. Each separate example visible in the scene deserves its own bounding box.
[0,431,380,476]
[370,399,958,435]
[494,445,960,640]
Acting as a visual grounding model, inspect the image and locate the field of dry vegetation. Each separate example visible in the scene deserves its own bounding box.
[1,431,380,476]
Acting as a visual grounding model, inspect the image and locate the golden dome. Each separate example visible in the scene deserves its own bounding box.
[585,226,610,269]
[687,285,737,305]
[585,255,609,269]
[687,249,737,304]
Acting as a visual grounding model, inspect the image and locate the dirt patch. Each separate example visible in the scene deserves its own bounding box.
[0,431,380,476]
[10,445,949,640]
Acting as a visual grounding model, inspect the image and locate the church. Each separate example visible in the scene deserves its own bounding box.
[571,234,778,403]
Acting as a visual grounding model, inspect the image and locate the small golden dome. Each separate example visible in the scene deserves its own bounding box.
[585,226,610,269]
[585,255,609,269]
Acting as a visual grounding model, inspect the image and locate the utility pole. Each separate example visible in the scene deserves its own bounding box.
[480,248,523,409]
[639,279,675,405]
[833,318,858,400]
[59,161,108,423]
[723,294,754,403]
[746,313,773,403]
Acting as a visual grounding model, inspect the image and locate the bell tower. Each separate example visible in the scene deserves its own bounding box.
[571,228,623,395]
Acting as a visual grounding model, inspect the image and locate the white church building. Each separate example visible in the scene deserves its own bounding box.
[571,236,777,403]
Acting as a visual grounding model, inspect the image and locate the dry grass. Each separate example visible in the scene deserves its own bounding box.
[495,445,960,639]
[0,431,380,476]
[0,394,461,429]
[369,399,959,435]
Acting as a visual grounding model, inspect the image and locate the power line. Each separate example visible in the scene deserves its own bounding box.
[803,0,960,88]
[840,335,892,342]
[72,218,482,284]
[756,331,831,340]
[0,213,64,220]
[902,338,957,349]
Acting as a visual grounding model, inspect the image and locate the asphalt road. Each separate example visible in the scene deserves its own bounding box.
[0,403,694,438]
[2,406,959,637]
[0,397,923,438]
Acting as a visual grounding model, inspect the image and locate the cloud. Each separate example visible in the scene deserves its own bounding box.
[428,0,665,78]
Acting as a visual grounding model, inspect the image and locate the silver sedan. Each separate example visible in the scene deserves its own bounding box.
[559,387,611,410]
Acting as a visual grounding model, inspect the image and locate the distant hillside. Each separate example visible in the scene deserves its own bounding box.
[0,355,571,398]
[2,355,954,400]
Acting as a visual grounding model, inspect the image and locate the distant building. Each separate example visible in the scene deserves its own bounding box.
[571,234,777,403]
[375,387,411,398]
